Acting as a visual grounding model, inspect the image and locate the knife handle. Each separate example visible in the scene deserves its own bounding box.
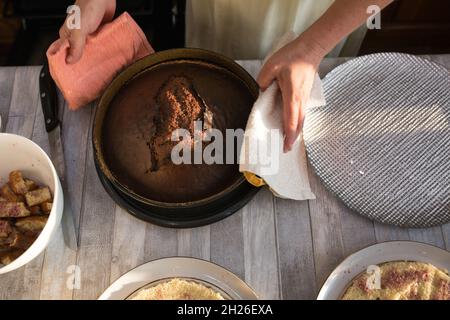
[40,64,60,132]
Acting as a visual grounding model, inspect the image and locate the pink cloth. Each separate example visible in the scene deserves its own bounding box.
[47,12,154,110]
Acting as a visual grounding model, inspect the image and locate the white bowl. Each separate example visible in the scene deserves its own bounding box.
[317,241,450,300]
[0,133,63,274]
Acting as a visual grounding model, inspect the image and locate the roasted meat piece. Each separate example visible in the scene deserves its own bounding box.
[0,220,13,238]
[149,76,213,171]
[0,229,18,249]
[24,179,38,191]
[9,171,28,195]
[40,202,53,214]
[29,206,42,215]
[0,184,24,202]
[0,249,24,265]
[0,202,30,218]
[25,187,52,207]
[15,216,48,234]
[7,231,34,250]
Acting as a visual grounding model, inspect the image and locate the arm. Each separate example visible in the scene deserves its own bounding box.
[258,0,393,152]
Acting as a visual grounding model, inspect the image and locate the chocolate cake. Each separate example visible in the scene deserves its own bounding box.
[149,76,213,171]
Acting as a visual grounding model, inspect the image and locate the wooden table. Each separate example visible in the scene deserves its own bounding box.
[0,55,449,300]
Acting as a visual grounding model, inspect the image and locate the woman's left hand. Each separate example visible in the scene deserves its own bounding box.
[257,38,325,153]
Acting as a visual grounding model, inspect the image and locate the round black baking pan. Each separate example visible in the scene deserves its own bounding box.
[94,158,259,228]
[92,48,260,227]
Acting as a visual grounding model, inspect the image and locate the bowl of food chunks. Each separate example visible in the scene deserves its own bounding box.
[0,133,63,274]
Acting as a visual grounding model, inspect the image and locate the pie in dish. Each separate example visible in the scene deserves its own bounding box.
[341,261,450,300]
[130,278,225,300]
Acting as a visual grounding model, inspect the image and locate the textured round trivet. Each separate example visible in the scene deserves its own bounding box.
[303,53,450,227]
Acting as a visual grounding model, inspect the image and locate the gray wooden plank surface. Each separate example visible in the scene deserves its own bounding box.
[242,189,280,300]
[274,198,316,299]
[442,226,450,251]
[408,227,446,249]
[0,67,16,132]
[0,55,449,300]
[144,224,178,260]
[110,207,146,283]
[177,226,211,260]
[340,211,376,256]
[72,109,116,300]
[210,211,246,280]
[307,169,346,288]
[374,222,410,242]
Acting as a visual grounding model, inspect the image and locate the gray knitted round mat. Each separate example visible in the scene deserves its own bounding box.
[303,53,450,228]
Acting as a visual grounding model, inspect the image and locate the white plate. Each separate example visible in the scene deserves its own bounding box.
[317,241,450,300]
[99,257,258,300]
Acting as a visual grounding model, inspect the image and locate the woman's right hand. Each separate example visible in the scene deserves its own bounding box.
[59,0,116,64]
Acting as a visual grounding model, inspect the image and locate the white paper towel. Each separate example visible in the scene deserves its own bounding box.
[239,31,326,200]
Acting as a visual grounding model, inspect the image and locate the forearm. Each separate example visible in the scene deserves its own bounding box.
[294,0,393,59]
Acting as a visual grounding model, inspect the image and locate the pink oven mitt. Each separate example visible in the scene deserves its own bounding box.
[46,12,154,110]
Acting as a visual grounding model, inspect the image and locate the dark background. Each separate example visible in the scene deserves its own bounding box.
[0,0,449,66]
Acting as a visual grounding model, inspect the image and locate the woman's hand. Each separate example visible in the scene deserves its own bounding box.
[59,0,116,64]
[258,0,394,153]
[257,38,325,153]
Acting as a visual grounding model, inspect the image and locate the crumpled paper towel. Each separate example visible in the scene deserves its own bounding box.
[239,31,326,200]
